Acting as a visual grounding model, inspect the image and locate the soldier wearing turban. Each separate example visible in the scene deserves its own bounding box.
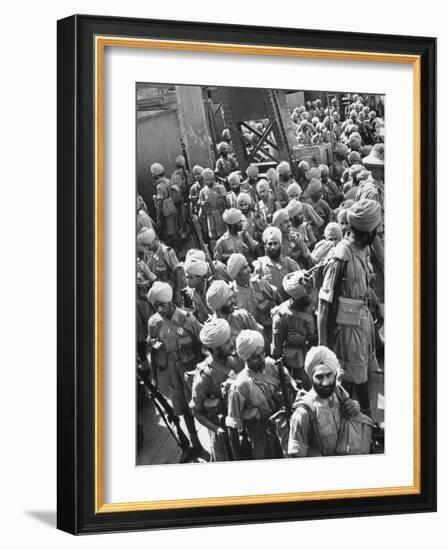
[182,258,212,323]
[240,164,259,203]
[198,168,227,249]
[215,141,239,181]
[151,162,178,247]
[214,207,259,265]
[318,197,381,419]
[226,330,296,459]
[190,318,237,462]
[271,270,317,384]
[171,155,190,238]
[147,280,204,460]
[225,171,242,209]
[319,163,343,209]
[288,346,362,458]
[303,178,332,239]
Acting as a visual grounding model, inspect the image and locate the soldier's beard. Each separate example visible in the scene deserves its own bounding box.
[266,248,281,261]
[313,381,336,399]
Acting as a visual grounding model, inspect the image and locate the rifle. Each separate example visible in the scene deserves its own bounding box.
[275,358,292,421]
[137,364,190,451]
[186,209,217,278]
[217,414,234,461]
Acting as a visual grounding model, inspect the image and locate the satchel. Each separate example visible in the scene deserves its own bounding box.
[161,196,177,217]
[336,296,363,326]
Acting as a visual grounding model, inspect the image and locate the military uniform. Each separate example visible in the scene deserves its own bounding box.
[271,300,317,381]
[144,242,180,289]
[155,176,177,239]
[198,183,227,243]
[253,255,300,301]
[240,179,258,203]
[215,155,239,180]
[304,197,332,239]
[213,230,258,265]
[171,168,189,235]
[319,239,379,385]
[257,193,280,224]
[282,230,313,269]
[242,210,266,244]
[291,222,316,251]
[225,358,293,459]
[148,307,203,416]
[190,356,237,461]
[322,178,343,209]
[182,284,212,323]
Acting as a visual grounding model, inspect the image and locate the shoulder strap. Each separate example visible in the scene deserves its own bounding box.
[295,400,325,455]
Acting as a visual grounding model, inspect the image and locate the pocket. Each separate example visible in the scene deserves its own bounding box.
[336,297,363,326]
[162,196,177,217]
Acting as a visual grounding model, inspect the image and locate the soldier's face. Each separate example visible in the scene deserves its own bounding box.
[259,188,268,201]
[246,346,265,371]
[204,174,214,186]
[280,171,291,182]
[185,272,203,289]
[265,239,281,259]
[221,294,236,315]
[154,301,173,319]
[217,338,235,360]
[193,173,203,183]
[280,219,291,233]
[288,190,300,201]
[230,181,240,193]
[310,191,322,202]
[235,264,251,286]
[292,214,304,226]
[312,365,336,398]
[239,201,250,214]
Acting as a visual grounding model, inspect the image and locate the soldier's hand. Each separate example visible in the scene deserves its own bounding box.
[216,427,226,436]
[340,398,360,418]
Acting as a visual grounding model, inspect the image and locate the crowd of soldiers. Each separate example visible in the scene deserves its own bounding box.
[136,92,385,463]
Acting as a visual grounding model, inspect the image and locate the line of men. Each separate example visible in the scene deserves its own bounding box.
[136,93,385,462]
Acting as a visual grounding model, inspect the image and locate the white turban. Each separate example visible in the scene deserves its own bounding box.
[150,163,164,176]
[272,209,289,227]
[304,346,341,380]
[277,161,290,176]
[192,165,204,176]
[184,258,209,277]
[256,179,269,193]
[347,198,382,232]
[236,193,252,207]
[228,171,241,185]
[186,249,206,262]
[287,182,302,199]
[282,271,307,299]
[324,222,343,241]
[308,178,322,195]
[200,318,231,348]
[227,253,248,280]
[266,167,279,184]
[223,208,243,225]
[206,280,233,311]
[285,199,303,218]
[137,227,156,245]
[202,168,215,179]
[147,282,173,305]
[246,164,259,177]
[236,330,265,361]
[262,226,282,244]
[311,239,334,263]
[307,167,322,180]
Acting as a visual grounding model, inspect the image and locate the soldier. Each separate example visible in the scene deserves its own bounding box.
[331,144,349,184]
[256,179,280,224]
[286,182,303,202]
[311,222,343,264]
[227,252,281,350]
[319,164,343,209]
[136,195,153,235]
[137,227,183,306]
[151,162,177,248]
[272,208,314,269]
[285,199,317,251]
[147,282,204,461]
[237,192,266,245]
[182,257,212,323]
[288,346,365,458]
[296,160,310,191]
[190,318,238,462]
[277,161,298,191]
[266,167,288,208]
[253,226,300,301]
[304,178,332,239]
[214,208,258,265]
[222,128,235,155]
[241,164,259,203]
[137,271,152,367]
[318,199,381,418]
[215,141,239,183]
[171,155,190,239]
[225,171,243,209]
[198,168,227,250]
[225,330,296,459]
[271,271,317,386]
[189,165,208,243]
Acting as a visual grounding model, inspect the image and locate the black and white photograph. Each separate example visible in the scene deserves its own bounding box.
[136,84,385,465]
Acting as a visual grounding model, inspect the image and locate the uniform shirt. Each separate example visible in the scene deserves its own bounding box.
[213,231,257,264]
[288,388,342,457]
[257,194,280,222]
[226,358,292,429]
[182,285,212,323]
[282,230,313,269]
[198,183,227,214]
[240,179,258,203]
[144,242,180,286]
[291,223,316,250]
[232,277,280,327]
[148,307,202,368]
[271,301,316,368]
[215,155,239,179]
[155,177,172,201]
[189,181,203,214]
[304,197,332,227]
[253,255,300,301]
